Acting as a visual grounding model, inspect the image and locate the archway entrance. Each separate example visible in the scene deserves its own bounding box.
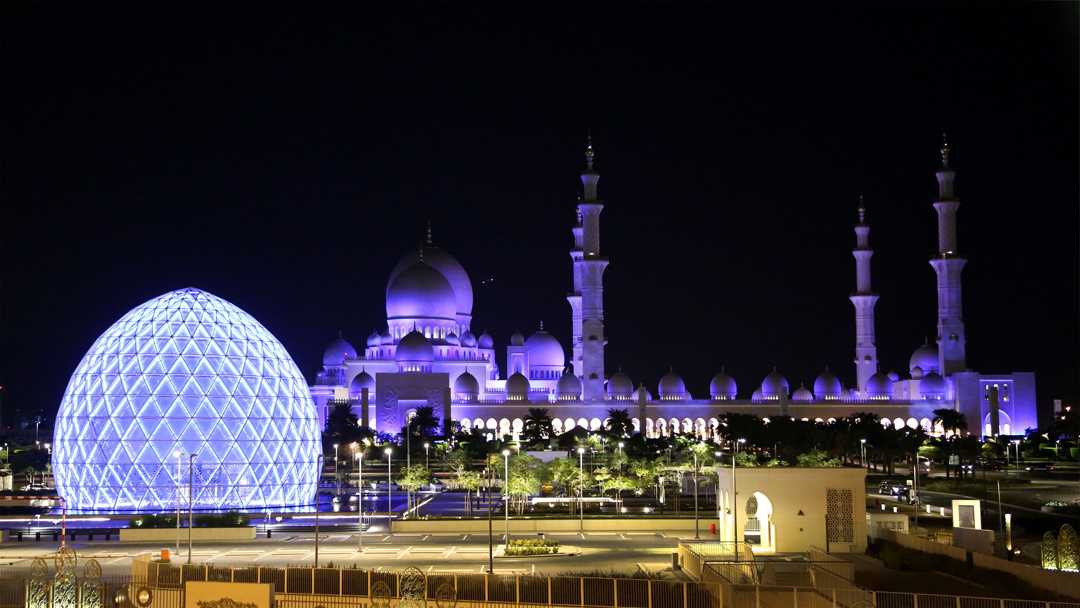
[744,492,775,553]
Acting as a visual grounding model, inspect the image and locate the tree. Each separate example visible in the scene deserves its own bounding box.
[795,449,841,467]
[454,468,482,515]
[932,409,968,437]
[522,408,554,446]
[325,401,359,444]
[397,465,431,515]
[605,409,634,438]
[506,454,545,514]
[1043,531,1060,570]
[409,406,441,441]
[600,474,637,512]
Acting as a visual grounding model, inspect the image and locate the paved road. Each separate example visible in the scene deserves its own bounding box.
[0,530,684,578]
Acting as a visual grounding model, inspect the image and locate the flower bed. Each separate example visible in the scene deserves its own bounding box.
[505,538,560,556]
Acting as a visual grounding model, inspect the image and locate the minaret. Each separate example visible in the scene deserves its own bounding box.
[849,196,879,395]
[567,134,609,400]
[929,134,967,375]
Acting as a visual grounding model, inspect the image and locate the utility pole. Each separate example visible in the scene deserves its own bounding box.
[577,447,585,534]
[175,450,182,557]
[734,439,745,560]
[384,447,393,516]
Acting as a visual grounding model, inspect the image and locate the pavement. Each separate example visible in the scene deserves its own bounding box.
[0,530,685,577]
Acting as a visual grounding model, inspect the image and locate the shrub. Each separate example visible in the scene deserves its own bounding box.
[130,511,250,529]
[505,538,560,556]
[1042,531,1059,570]
[1059,524,1078,572]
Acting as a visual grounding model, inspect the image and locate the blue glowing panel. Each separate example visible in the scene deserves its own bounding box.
[53,288,320,511]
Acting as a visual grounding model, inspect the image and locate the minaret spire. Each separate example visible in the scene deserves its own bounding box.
[850,195,879,395]
[929,134,967,374]
[568,132,609,400]
[425,219,433,245]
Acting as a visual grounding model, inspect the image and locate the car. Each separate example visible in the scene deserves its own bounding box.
[877,480,908,497]
[1025,462,1056,472]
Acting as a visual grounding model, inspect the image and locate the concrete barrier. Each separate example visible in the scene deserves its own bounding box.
[119,526,256,543]
[392,517,720,534]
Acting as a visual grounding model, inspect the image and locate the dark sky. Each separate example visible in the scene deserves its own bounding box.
[5,4,1078,426]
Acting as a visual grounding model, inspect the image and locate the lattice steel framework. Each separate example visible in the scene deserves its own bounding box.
[53,288,320,511]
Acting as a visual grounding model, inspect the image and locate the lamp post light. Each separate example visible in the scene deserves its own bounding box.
[713,451,724,537]
[860,439,867,470]
[424,442,430,470]
[356,452,364,553]
[174,450,182,557]
[384,447,393,516]
[502,449,511,542]
[1012,440,1021,471]
[693,451,700,540]
[334,444,340,497]
[577,447,585,533]
[734,439,745,560]
[486,468,494,573]
[187,453,196,564]
[314,454,323,567]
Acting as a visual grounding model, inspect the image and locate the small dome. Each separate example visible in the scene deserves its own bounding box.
[349,370,375,397]
[510,331,525,346]
[607,371,634,398]
[478,331,494,349]
[525,330,565,368]
[366,330,381,347]
[631,386,653,402]
[751,388,763,401]
[866,371,893,397]
[709,368,737,400]
[323,336,357,367]
[379,330,393,346]
[887,371,900,382]
[461,331,478,347]
[396,330,434,363]
[920,372,947,398]
[813,368,843,399]
[445,332,460,346]
[760,368,790,398]
[658,370,687,400]
[506,372,530,398]
[909,343,939,375]
[557,369,582,400]
[386,261,457,322]
[792,385,814,402]
[454,371,479,397]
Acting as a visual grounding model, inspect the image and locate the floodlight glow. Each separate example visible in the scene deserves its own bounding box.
[52,287,320,511]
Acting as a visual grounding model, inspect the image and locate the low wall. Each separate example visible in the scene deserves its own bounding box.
[392,517,720,534]
[882,530,1080,600]
[119,526,256,543]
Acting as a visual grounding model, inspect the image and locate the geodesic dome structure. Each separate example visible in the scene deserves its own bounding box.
[53,287,320,511]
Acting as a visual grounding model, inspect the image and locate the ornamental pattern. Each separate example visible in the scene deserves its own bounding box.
[826,488,854,543]
[53,288,320,510]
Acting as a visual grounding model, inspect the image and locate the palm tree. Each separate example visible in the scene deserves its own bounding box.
[933,408,968,478]
[522,408,554,446]
[325,400,359,445]
[409,405,441,440]
[605,409,634,438]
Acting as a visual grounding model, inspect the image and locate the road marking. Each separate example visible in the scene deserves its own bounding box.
[105,557,128,566]
[588,532,617,536]
[381,535,392,541]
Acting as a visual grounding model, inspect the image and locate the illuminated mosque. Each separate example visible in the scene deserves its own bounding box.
[310,137,1037,441]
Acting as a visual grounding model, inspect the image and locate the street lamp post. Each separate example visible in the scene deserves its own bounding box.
[502,449,511,542]
[424,442,430,470]
[577,447,585,533]
[693,451,700,540]
[860,439,867,470]
[187,453,195,564]
[486,468,494,574]
[334,444,339,497]
[356,452,364,553]
[175,450,182,557]
[384,448,393,516]
[734,439,745,560]
[315,454,323,568]
[713,452,724,536]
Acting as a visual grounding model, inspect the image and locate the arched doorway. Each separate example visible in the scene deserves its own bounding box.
[744,492,775,553]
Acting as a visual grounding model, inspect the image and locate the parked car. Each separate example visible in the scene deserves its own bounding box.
[1025,462,1056,472]
[878,480,908,497]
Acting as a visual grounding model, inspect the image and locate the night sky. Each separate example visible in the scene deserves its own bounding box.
[5,5,1078,427]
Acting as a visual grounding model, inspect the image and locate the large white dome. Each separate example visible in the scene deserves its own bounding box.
[52,287,320,511]
[389,245,474,319]
[386,261,457,322]
[525,329,565,369]
[910,343,940,375]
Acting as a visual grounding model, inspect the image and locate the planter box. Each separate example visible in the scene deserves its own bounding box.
[119,526,256,543]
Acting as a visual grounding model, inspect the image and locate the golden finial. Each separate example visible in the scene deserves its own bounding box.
[425,219,433,245]
[940,132,951,169]
[857,194,866,223]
